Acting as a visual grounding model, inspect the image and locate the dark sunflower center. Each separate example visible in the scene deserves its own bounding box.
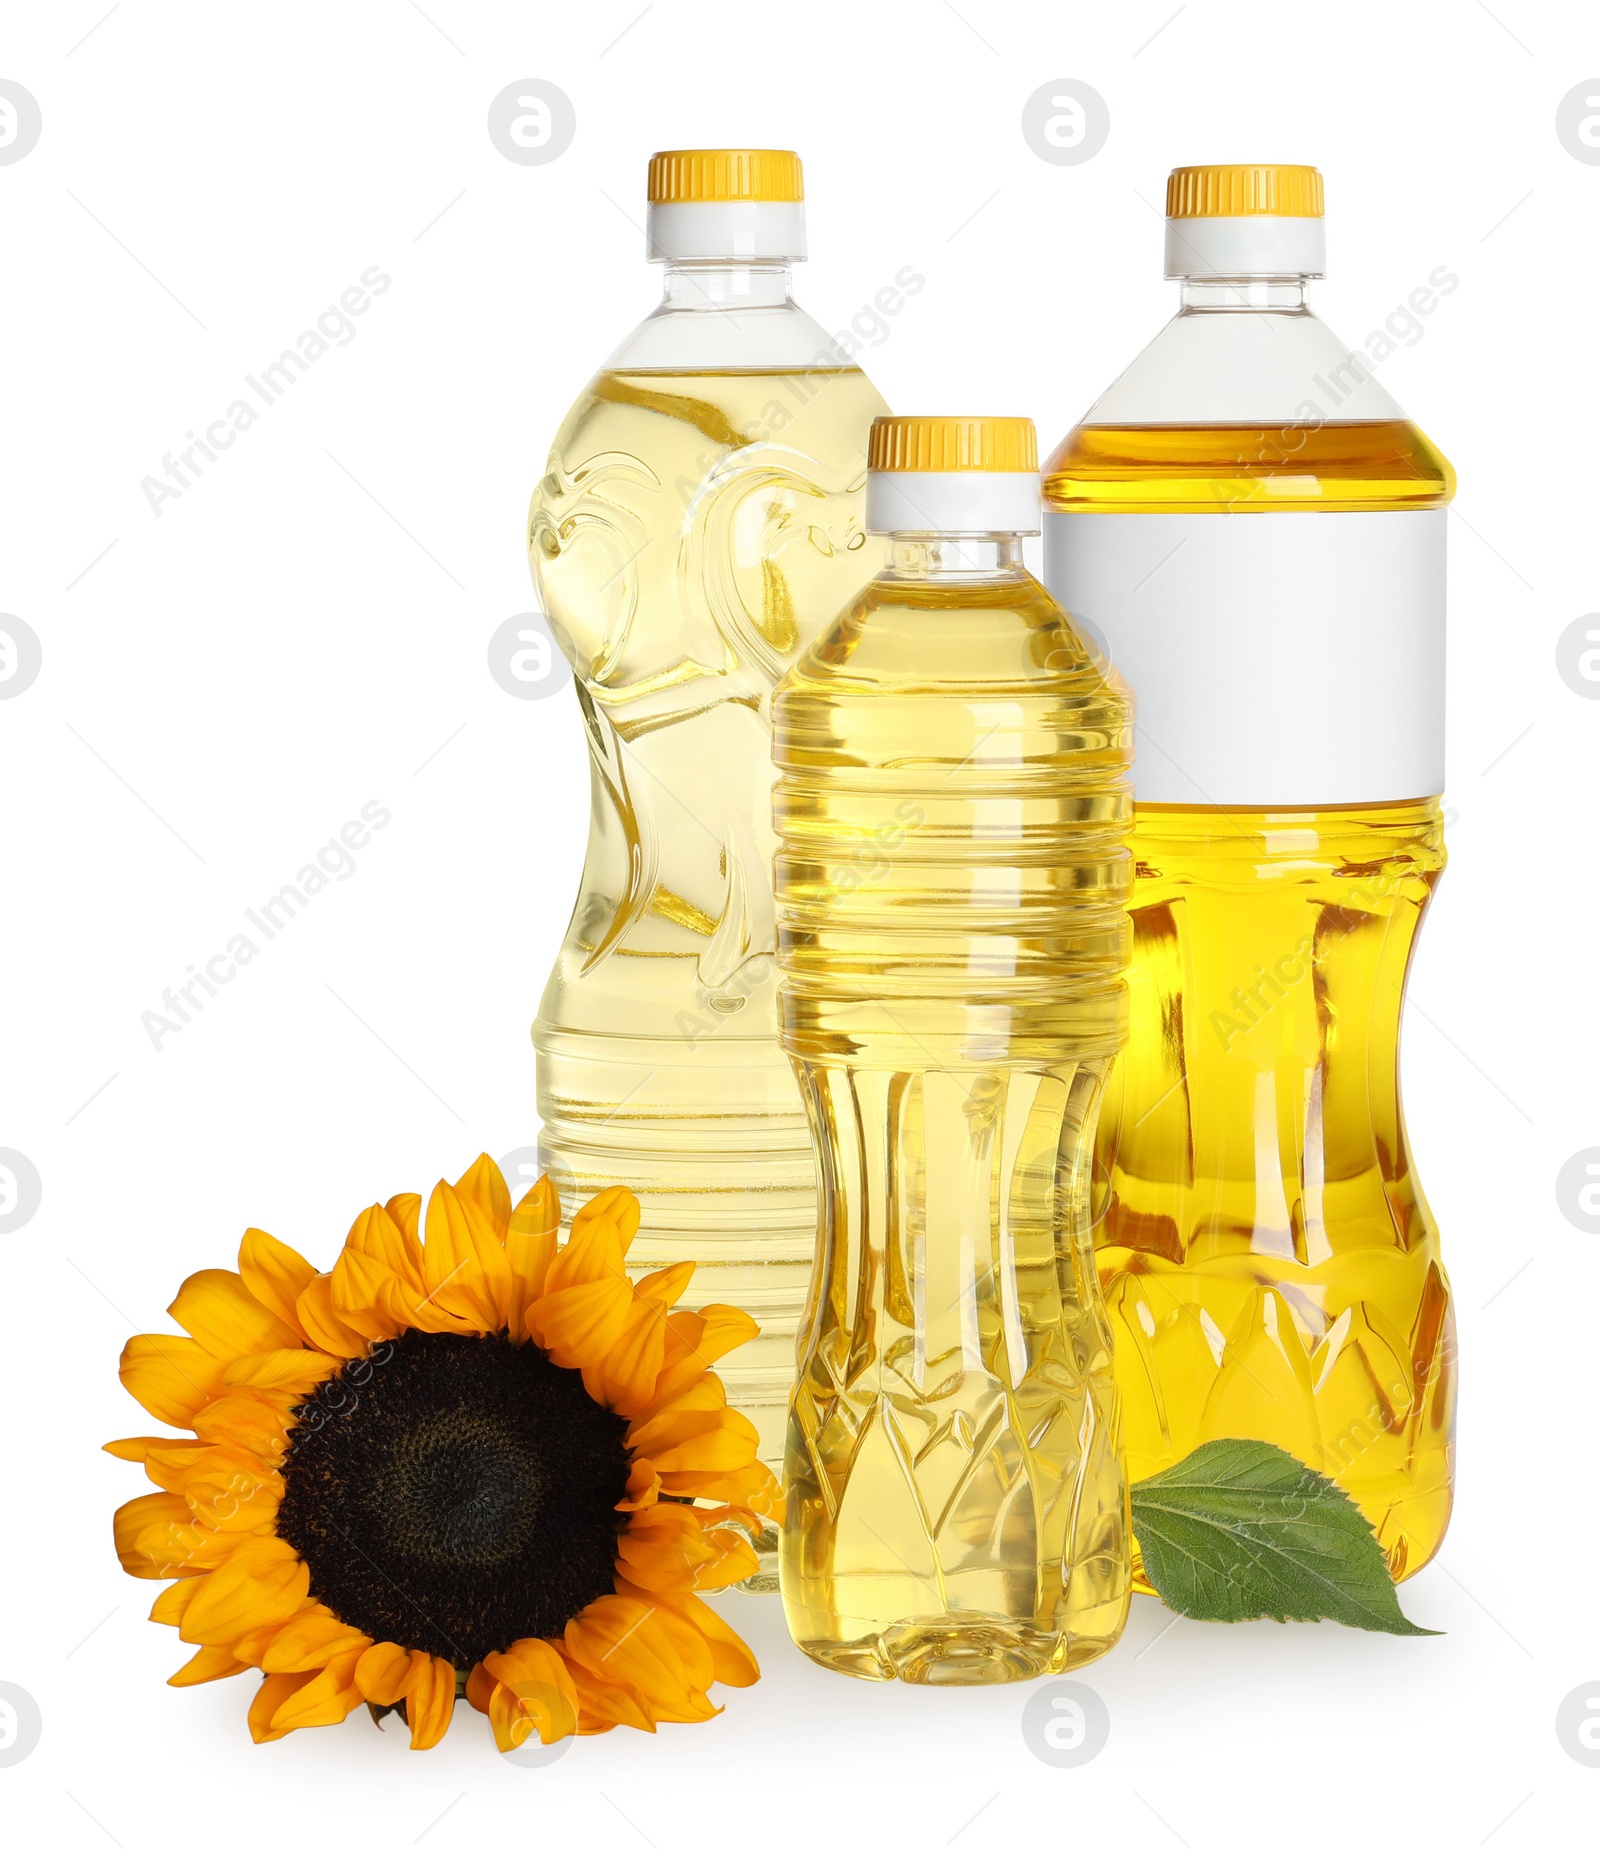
[277,1329,631,1666]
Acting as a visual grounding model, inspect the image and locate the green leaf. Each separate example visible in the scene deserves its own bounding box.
[1129,1439,1439,1636]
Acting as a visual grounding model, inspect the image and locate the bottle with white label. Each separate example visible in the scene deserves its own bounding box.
[1043,165,1456,1587]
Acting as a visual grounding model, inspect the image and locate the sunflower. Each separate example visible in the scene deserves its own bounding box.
[109,1157,780,1750]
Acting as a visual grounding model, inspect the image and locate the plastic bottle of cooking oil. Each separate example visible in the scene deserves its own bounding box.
[775,416,1134,1682]
[1043,165,1456,1587]
[527,151,888,1500]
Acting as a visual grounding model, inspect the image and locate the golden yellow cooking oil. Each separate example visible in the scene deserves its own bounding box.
[775,416,1133,1682]
[1043,418,1454,513]
[1085,795,1456,1584]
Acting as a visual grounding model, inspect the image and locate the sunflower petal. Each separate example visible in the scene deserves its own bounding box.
[403,1654,458,1751]
[691,1460,783,1515]
[610,1567,762,1686]
[248,1670,319,1743]
[454,1153,512,1241]
[263,1660,364,1734]
[222,1348,344,1403]
[191,1395,293,1460]
[104,1435,208,1493]
[119,1334,229,1430]
[329,1243,407,1341]
[260,1604,370,1673]
[526,1276,633,1371]
[505,1175,560,1337]
[587,1279,690,1418]
[630,1387,776,1505]
[385,1192,422,1241]
[577,1315,658,1415]
[626,1376,734,1451]
[645,1584,760,1688]
[616,1503,758,1596]
[170,1268,301,1360]
[114,1492,191,1578]
[479,1639,578,1751]
[345,1202,425,1293]
[183,1453,283,1533]
[150,1578,202,1627]
[293,1274,370,1359]
[354,1641,412,1707]
[232,1623,283,1667]
[522,1206,627,1357]
[464,1662,496,1716]
[509,1173,560,1234]
[563,1594,698,1711]
[636,1262,695,1310]
[646,1304,761,1409]
[421,1180,512,1332]
[609,1580,717,1692]
[179,1537,309,1647]
[169,1643,251,1686]
[486,1684,542,1753]
[543,1205,630,1295]
[571,1185,642,1256]
[617,1455,661,1511]
[344,1190,421,1279]
[558,1648,656,1735]
[120,1515,245,1580]
[103,1434,200,1464]
[237,1230,316,1339]
[377,1271,481,1336]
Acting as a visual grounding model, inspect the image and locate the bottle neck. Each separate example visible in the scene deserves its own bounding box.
[660,261,795,311]
[885,535,1029,577]
[1179,276,1311,312]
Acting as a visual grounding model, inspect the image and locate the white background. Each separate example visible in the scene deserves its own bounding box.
[2,1,1597,1843]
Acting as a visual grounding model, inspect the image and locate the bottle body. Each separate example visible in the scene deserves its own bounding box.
[1044,299,1457,1585]
[529,299,887,1482]
[1088,798,1454,1581]
[775,537,1134,1681]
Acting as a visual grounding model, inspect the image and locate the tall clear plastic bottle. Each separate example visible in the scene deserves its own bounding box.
[776,417,1134,1682]
[527,151,889,1498]
[1043,166,1456,1586]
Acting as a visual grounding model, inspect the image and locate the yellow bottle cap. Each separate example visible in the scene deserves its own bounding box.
[1165,164,1324,220]
[647,149,805,204]
[868,416,1038,474]
[866,420,1040,535]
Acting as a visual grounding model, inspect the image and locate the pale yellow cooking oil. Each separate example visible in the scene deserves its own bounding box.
[774,507,1134,1681]
[528,366,887,1477]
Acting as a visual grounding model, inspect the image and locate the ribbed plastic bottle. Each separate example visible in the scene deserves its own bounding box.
[527,151,888,1496]
[1043,165,1457,1585]
[775,416,1134,1682]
